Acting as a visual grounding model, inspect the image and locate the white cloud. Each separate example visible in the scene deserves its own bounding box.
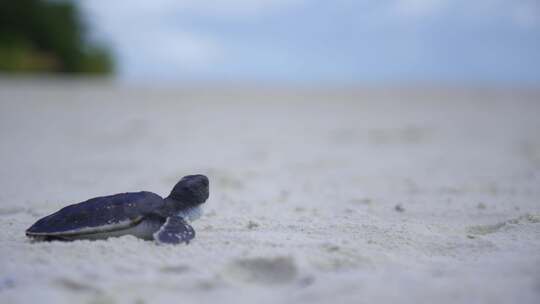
[80,0,305,80]
[78,0,540,82]
[171,0,305,17]
[82,0,304,20]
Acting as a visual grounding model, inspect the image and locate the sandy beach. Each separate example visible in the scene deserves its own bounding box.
[0,80,539,304]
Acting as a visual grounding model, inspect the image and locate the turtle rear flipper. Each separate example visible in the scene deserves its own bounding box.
[153,216,195,245]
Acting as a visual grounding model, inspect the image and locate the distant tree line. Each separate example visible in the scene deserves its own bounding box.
[0,0,113,74]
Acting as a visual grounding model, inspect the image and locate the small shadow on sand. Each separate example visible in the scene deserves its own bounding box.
[223,256,298,285]
[467,213,540,235]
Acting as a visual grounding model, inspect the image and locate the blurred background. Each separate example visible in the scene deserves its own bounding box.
[1,0,539,86]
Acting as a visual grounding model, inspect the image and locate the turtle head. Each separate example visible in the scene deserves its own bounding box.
[167,174,209,208]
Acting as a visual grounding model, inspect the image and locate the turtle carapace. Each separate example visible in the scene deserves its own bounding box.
[26,174,209,245]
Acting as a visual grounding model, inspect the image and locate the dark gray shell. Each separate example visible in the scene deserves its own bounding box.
[26,191,164,237]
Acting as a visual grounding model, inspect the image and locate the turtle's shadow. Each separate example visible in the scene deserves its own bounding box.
[27,235,73,242]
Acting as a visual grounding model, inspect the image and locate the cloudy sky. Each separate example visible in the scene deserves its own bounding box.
[81,0,540,85]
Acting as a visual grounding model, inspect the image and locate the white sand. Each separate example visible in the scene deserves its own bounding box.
[0,81,539,304]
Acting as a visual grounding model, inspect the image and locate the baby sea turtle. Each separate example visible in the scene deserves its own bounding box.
[26,174,209,245]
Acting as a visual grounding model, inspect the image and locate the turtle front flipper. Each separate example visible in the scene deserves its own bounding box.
[153,216,195,245]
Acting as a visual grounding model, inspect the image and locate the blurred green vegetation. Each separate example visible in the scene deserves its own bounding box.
[0,0,113,74]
